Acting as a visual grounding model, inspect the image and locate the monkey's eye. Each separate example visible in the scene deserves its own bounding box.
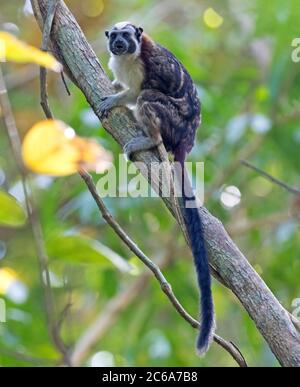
[122,32,130,39]
[110,32,117,39]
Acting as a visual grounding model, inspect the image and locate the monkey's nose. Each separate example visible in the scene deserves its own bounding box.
[115,41,125,50]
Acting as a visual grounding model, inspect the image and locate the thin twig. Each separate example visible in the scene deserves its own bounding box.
[78,169,247,367]
[72,241,200,365]
[241,160,300,197]
[39,0,58,118]
[208,136,264,196]
[57,300,73,333]
[61,72,71,96]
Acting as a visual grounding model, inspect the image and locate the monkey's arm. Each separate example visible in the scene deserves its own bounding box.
[99,86,162,159]
[99,88,138,114]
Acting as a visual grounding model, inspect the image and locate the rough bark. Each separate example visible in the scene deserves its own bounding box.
[31,0,300,367]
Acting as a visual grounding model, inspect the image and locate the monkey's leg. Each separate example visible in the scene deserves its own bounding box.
[132,91,182,220]
[124,135,183,227]
[135,91,173,163]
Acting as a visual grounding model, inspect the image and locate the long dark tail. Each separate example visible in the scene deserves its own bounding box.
[174,147,215,355]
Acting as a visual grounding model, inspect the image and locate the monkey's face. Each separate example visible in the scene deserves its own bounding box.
[105,22,143,56]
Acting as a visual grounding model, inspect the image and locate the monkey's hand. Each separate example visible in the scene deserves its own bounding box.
[99,90,137,118]
[99,94,120,118]
[124,136,161,161]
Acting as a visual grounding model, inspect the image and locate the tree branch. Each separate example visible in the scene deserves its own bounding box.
[78,170,247,367]
[31,0,300,367]
[241,160,300,197]
[39,0,58,119]
[71,239,246,367]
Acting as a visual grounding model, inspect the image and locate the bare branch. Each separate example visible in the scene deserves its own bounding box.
[241,160,300,197]
[78,170,247,367]
[71,244,246,367]
[208,136,264,196]
[39,0,58,118]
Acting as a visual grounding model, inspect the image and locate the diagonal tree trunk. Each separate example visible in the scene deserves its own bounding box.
[30,0,300,367]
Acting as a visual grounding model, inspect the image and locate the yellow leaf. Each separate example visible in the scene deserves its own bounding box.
[0,31,62,72]
[203,8,223,29]
[22,120,112,176]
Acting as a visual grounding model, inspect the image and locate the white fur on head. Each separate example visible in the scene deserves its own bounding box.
[114,21,135,30]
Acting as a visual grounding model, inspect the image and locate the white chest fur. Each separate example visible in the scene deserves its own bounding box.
[109,54,144,97]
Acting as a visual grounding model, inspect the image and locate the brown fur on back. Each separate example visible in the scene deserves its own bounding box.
[138,34,201,155]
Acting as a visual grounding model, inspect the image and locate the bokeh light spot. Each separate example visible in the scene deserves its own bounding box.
[81,0,104,18]
[0,268,17,294]
[90,351,115,367]
[221,186,241,208]
[203,8,223,29]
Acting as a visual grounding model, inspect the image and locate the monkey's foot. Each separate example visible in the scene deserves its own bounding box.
[123,136,160,161]
[99,95,118,118]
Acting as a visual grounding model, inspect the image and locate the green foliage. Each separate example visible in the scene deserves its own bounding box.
[47,233,132,271]
[0,191,26,227]
[0,0,299,367]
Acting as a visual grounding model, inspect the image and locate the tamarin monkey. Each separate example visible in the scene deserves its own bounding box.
[99,21,215,355]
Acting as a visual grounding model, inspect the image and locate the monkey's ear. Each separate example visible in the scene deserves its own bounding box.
[135,27,144,40]
[105,30,109,38]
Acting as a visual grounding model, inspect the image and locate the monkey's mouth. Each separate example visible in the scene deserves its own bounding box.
[111,42,127,55]
[112,48,127,55]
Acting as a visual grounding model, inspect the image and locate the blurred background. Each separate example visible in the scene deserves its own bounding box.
[0,0,299,367]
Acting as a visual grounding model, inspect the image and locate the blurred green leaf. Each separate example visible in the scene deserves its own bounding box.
[0,190,27,227]
[47,233,132,272]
